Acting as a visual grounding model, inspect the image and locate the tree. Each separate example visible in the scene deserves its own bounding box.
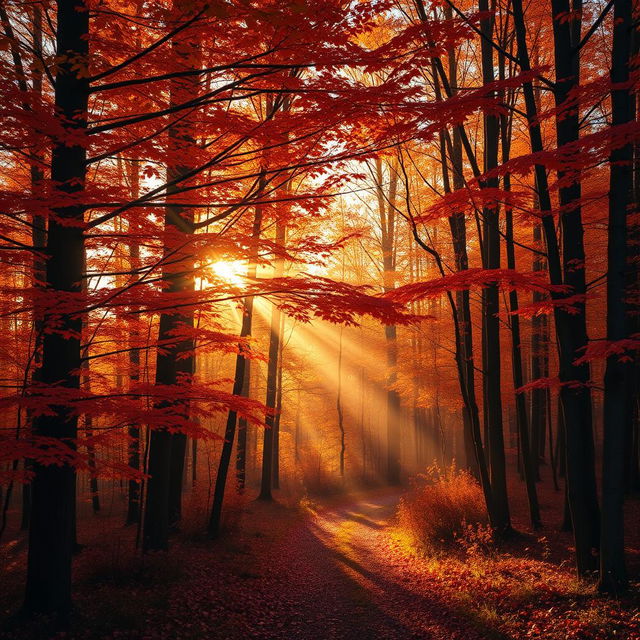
[23,0,89,617]
[599,0,633,595]
[143,14,200,552]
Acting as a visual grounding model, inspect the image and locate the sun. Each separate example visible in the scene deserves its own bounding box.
[208,259,246,287]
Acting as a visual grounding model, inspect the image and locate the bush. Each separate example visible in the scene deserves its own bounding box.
[397,464,489,549]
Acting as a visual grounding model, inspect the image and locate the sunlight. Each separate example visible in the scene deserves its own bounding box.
[207,259,246,287]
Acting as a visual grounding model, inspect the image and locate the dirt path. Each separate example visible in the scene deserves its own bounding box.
[167,492,486,640]
[262,493,483,640]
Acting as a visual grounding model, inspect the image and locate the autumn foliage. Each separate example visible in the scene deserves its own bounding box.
[397,465,488,548]
[0,0,638,634]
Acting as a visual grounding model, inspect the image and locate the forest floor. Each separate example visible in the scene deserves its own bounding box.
[1,480,640,639]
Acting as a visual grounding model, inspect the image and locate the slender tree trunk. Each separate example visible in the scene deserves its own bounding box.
[259,218,286,500]
[479,0,510,534]
[598,0,633,594]
[122,15,144,525]
[337,328,345,477]
[191,439,197,486]
[374,158,401,485]
[21,3,46,533]
[23,0,88,617]
[143,30,198,550]
[235,196,265,493]
[444,27,481,480]
[236,370,250,491]
[547,388,559,491]
[80,249,99,515]
[126,164,142,525]
[504,168,541,529]
[85,419,100,513]
[207,290,256,535]
[530,222,549,481]
[272,312,285,489]
[126,341,141,524]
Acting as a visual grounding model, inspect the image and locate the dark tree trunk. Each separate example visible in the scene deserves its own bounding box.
[168,430,188,529]
[512,0,600,576]
[258,307,281,501]
[126,337,141,526]
[555,394,566,479]
[126,180,141,525]
[547,388,559,491]
[478,0,510,534]
[259,219,286,500]
[208,196,263,535]
[530,223,549,481]
[236,372,250,491]
[272,313,285,489]
[498,39,541,528]
[445,31,481,481]
[235,198,265,493]
[598,0,633,594]
[143,32,198,550]
[628,24,640,495]
[20,3,46,534]
[415,1,490,502]
[81,249,100,515]
[85,417,100,514]
[504,170,541,529]
[23,0,89,617]
[337,328,346,477]
[207,306,254,535]
[625,21,640,492]
[550,0,600,577]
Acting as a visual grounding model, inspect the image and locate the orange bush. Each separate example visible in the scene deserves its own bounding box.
[397,464,488,548]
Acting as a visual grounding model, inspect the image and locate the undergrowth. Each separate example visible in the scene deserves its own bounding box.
[397,463,489,550]
[393,466,640,639]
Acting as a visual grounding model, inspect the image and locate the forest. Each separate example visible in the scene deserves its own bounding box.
[0,0,639,638]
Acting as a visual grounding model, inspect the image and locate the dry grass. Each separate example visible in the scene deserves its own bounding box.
[397,464,489,549]
[392,466,640,639]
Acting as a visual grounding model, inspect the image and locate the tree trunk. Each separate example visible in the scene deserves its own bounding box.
[628,22,640,496]
[504,165,541,529]
[208,299,255,534]
[550,0,600,577]
[259,219,286,500]
[143,30,198,550]
[337,328,345,477]
[19,3,46,533]
[530,223,549,481]
[445,28,481,480]
[479,0,510,534]
[207,188,264,534]
[23,0,88,617]
[235,198,266,493]
[272,312,285,489]
[374,158,401,485]
[512,0,600,576]
[126,162,142,525]
[598,0,633,594]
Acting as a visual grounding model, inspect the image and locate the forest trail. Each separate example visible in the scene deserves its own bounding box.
[262,492,485,640]
[169,492,487,640]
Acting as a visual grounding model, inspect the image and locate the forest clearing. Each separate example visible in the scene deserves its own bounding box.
[1,0,640,637]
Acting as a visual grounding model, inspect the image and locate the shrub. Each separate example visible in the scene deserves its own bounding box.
[397,464,488,549]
